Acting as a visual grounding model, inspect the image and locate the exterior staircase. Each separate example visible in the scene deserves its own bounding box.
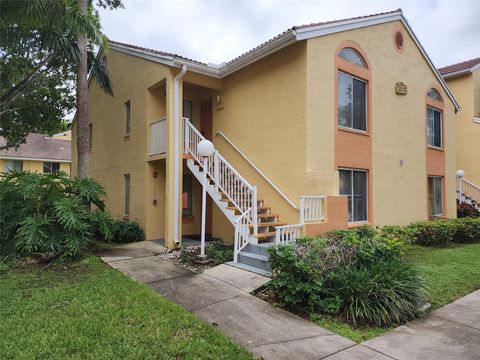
[457,178,480,210]
[183,119,299,275]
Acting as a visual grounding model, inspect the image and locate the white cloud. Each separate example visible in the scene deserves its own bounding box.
[98,0,480,67]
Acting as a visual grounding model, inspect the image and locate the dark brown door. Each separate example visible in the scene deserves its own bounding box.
[200,99,213,235]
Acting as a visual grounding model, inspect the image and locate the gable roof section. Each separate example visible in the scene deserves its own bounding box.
[107,9,459,111]
[438,57,480,78]
[0,133,71,162]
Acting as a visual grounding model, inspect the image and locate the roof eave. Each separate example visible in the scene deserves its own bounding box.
[441,63,480,79]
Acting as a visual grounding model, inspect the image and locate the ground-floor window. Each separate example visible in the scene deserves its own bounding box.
[124,174,130,216]
[182,174,194,217]
[339,168,368,222]
[428,176,443,216]
[4,160,23,172]
[43,162,60,174]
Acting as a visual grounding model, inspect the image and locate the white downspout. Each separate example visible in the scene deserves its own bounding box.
[173,65,187,244]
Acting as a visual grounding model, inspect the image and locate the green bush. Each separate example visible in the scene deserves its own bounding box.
[111,220,144,243]
[268,235,426,326]
[0,171,113,260]
[453,218,480,243]
[457,202,480,218]
[407,220,455,246]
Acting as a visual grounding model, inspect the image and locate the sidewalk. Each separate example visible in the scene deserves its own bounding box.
[100,242,480,360]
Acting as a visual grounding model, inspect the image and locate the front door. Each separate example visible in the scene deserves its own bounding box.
[200,99,213,235]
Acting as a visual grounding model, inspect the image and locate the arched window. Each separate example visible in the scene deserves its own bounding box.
[427,88,442,101]
[337,48,367,68]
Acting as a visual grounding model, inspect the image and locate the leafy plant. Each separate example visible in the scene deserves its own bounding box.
[0,171,114,260]
[407,220,455,246]
[457,202,480,218]
[111,220,144,244]
[452,218,480,243]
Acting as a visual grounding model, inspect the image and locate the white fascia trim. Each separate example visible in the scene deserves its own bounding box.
[109,43,176,67]
[294,12,403,40]
[398,15,460,112]
[473,117,480,124]
[0,156,71,163]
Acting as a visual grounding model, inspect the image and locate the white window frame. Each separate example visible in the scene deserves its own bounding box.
[339,168,369,224]
[337,71,368,132]
[427,106,443,149]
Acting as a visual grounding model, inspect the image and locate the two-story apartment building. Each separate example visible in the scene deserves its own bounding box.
[72,9,459,271]
[439,58,480,209]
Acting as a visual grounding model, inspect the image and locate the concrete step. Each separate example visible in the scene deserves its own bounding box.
[226,261,272,277]
[237,251,271,272]
[244,242,276,256]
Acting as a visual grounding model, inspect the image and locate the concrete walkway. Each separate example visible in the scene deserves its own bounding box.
[100,242,480,360]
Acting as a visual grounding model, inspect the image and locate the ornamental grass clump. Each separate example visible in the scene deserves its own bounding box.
[268,228,427,327]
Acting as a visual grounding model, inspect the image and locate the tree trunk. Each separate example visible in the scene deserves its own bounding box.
[76,0,90,178]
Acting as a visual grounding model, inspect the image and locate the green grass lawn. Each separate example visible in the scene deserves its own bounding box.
[312,243,480,343]
[0,257,254,360]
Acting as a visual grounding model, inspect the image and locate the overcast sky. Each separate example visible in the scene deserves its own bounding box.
[97,0,480,68]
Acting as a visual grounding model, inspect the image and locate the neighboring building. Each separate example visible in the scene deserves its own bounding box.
[0,133,71,174]
[72,9,459,272]
[439,58,480,208]
[52,130,72,141]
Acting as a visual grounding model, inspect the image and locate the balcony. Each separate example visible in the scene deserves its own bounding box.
[149,118,166,155]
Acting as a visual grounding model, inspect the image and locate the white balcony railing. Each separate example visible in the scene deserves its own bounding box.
[149,118,166,155]
[300,196,326,224]
[275,224,302,245]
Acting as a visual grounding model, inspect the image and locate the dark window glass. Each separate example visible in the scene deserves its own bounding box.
[338,72,367,131]
[338,48,366,68]
[125,101,131,134]
[339,169,368,222]
[43,162,60,174]
[427,88,442,101]
[427,106,442,148]
[4,160,23,172]
[124,174,130,215]
[182,174,194,217]
[428,176,443,216]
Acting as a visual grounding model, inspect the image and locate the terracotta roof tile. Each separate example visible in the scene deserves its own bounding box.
[108,40,207,65]
[438,57,480,76]
[0,133,71,161]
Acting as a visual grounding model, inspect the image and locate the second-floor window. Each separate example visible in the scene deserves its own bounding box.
[427,106,442,148]
[125,100,131,135]
[338,71,367,131]
[43,162,60,174]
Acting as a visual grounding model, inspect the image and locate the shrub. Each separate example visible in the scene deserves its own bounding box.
[453,218,480,243]
[407,220,455,246]
[457,202,480,218]
[268,235,425,326]
[0,171,113,260]
[111,220,144,243]
[331,259,427,326]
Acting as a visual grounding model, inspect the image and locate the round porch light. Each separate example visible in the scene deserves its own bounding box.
[198,139,215,157]
[456,170,465,178]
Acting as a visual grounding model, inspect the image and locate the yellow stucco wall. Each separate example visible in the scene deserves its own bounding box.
[304,20,456,225]
[0,159,70,174]
[445,71,480,186]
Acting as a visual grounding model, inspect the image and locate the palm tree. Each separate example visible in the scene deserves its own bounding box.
[0,0,113,174]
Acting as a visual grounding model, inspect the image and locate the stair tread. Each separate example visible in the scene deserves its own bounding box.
[249,222,286,228]
[256,231,277,239]
[257,213,279,218]
[238,251,268,261]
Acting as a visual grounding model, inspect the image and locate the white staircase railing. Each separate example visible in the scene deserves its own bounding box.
[300,196,325,224]
[234,209,252,262]
[275,224,302,245]
[458,178,480,205]
[183,118,258,241]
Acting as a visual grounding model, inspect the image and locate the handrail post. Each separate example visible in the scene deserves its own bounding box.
[214,151,220,191]
[252,186,258,236]
[234,220,239,263]
[184,118,189,154]
[300,196,305,225]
